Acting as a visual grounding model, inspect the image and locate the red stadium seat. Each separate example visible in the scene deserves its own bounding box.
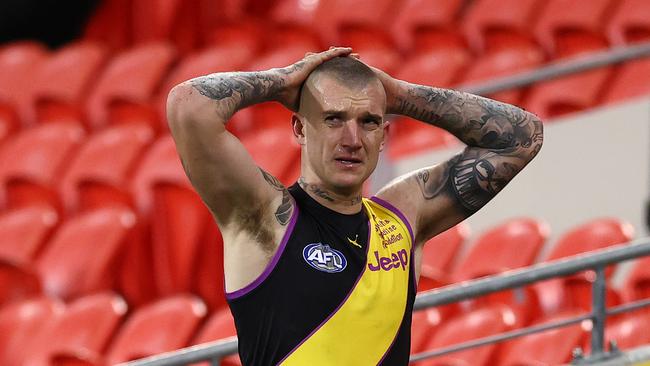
[60,124,155,213]
[418,223,470,292]
[415,305,516,366]
[193,308,241,366]
[0,205,58,264]
[132,136,226,309]
[0,42,48,137]
[0,122,85,213]
[82,0,132,50]
[269,0,326,50]
[463,0,544,54]
[453,218,549,281]
[496,311,588,366]
[23,292,128,366]
[86,42,177,132]
[132,0,201,54]
[391,0,465,55]
[105,295,207,364]
[411,305,461,355]
[35,206,138,300]
[202,21,262,59]
[452,218,549,325]
[0,297,64,365]
[607,0,650,45]
[602,58,650,105]
[534,0,615,58]
[598,311,650,351]
[523,63,613,120]
[30,42,109,129]
[459,45,545,105]
[621,256,650,302]
[319,0,402,72]
[534,218,634,315]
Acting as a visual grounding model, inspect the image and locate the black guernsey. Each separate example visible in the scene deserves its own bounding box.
[226,183,417,366]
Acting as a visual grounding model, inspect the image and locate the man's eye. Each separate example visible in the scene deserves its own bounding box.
[325,116,341,122]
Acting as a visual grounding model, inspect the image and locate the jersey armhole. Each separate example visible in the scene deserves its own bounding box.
[225,203,300,300]
[369,196,415,245]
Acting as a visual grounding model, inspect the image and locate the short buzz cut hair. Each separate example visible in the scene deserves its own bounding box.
[308,56,379,87]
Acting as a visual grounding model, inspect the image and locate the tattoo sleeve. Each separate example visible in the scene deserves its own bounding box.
[260,168,293,225]
[189,71,285,121]
[395,83,544,215]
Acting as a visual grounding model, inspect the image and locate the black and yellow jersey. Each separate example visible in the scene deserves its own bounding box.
[226,183,417,366]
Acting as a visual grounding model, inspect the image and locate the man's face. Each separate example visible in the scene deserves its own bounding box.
[295,74,388,192]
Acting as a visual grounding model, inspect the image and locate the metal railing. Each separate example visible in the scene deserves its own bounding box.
[126,238,650,366]
[125,43,650,366]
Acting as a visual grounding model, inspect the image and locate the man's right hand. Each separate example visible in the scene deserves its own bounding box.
[273,47,352,112]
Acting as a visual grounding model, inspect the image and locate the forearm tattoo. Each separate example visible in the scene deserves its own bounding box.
[260,168,293,225]
[190,71,285,118]
[399,84,544,215]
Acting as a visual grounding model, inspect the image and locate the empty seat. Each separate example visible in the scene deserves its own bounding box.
[35,206,138,300]
[269,0,326,50]
[0,41,49,137]
[391,0,465,55]
[105,295,207,364]
[534,0,615,58]
[463,0,544,54]
[599,311,650,351]
[534,218,634,315]
[410,304,461,355]
[82,0,132,50]
[497,311,588,366]
[452,218,549,324]
[193,308,241,366]
[0,205,58,264]
[0,297,64,365]
[0,122,85,213]
[131,136,226,309]
[415,305,516,366]
[607,0,650,45]
[621,256,650,302]
[330,0,402,72]
[418,223,470,292]
[23,292,128,366]
[60,124,155,213]
[459,45,545,105]
[602,57,650,105]
[86,42,177,132]
[132,0,201,54]
[29,42,109,129]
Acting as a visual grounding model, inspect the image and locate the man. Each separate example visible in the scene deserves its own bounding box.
[167,47,543,365]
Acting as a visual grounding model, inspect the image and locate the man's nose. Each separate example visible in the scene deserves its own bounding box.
[340,120,362,149]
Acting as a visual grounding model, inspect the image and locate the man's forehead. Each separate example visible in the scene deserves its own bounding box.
[307,75,386,114]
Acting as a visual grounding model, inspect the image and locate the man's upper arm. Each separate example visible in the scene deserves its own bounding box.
[166,83,289,227]
[377,143,537,245]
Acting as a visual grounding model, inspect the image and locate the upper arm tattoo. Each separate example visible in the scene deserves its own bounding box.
[259,168,293,225]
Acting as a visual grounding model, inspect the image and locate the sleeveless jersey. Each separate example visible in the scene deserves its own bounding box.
[226,184,417,366]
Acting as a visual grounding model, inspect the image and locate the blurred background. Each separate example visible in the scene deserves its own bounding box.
[0,0,649,365]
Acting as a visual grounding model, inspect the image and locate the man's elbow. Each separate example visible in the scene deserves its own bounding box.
[525,112,544,160]
[166,83,193,130]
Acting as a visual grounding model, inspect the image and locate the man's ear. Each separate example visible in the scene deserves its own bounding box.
[379,120,390,152]
[292,114,306,145]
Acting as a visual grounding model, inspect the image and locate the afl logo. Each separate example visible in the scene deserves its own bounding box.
[302,243,347,273]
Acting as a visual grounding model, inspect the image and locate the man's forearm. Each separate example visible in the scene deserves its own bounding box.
[185,70,286,122]
[390,81,543,154]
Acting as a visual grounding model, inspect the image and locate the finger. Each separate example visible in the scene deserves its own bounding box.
[349,53,360,59]
[304,52,316,57]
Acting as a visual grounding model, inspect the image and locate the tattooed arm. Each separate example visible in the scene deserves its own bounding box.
[375,74,543,245]
[166,47,351,232]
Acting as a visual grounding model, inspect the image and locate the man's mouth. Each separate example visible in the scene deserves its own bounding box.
[335,157,362,166]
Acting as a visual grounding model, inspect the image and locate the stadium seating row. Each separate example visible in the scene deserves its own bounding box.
[1,0,650,160]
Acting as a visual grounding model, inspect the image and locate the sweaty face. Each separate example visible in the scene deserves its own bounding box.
[295,74,387,193]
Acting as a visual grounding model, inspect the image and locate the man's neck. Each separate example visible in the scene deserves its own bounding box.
[298,177,363,215]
